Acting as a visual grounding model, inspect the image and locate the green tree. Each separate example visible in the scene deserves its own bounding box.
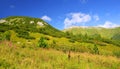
[93,44,99,54]
[38,37,48,48]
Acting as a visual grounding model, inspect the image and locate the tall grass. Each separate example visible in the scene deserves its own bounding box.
[0,41,120,69]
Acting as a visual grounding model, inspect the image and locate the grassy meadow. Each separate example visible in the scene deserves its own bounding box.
[0,30,120,69]
[0,41,120,69]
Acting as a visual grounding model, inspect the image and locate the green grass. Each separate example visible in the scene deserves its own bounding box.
[64,27,120,39]
[0,41,120,69]
[0,16,120,69]
[8,30,120,57]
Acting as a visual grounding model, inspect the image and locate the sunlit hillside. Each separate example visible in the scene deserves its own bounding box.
[0,16,120,69]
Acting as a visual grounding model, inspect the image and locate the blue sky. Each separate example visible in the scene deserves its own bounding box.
[0,0,120,30]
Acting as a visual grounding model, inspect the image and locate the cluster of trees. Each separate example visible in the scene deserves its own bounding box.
[15,29,35,39]
[66,32,102,43]
[65,31,120,47]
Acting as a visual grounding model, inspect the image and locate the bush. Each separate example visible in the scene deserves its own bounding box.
[93,44,99,54]
[113,51,120,58]
[38,37,48,48]
[2,31,11,41]
[111,33,120,40]
[69,39,75,43]
[0,32,3,40]
[15,30,35,39]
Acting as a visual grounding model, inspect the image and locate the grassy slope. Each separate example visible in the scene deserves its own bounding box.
[0,16,66,38]
[9,30,120,56]
[64,27,120,39]
[0,42,120,69]
[0,16,120,69]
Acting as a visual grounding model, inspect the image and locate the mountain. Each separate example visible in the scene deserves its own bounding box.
[0,16,66,38]
[0,16,120,46]
[0,16,120,53]
[63,26,120,46]
[0,16,120,69]
[64,27,120,39]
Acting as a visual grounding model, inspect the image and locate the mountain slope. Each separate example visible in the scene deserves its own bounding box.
[64,27,120,39]
[63,27,120,46]
[0,16,66,38]
[0,16,120,69]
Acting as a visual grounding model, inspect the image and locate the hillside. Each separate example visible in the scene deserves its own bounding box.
[0,16,120,69]
[64,27,120,46]
[64,27,120,39]
[0,16,120,55]
[0,16,66,38]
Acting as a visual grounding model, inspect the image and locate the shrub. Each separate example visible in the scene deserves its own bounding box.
[69,39,75,43]
[111,33,120,40]
[2,31,11,41]
[93,44,99,54]
[38,37,48,48]
[15,30,35,39]
[113,51,120,58]
[0,32,3,40]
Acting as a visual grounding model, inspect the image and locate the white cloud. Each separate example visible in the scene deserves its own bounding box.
[98,21,119,28]
[93,15,99,21]
[41,15,51,21]
[64,12,91,28]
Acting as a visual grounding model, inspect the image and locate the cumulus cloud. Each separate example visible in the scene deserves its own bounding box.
[93,15,99,21]
[98,21,119,28]
[41,15,51,21]
[64,12,91,28]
